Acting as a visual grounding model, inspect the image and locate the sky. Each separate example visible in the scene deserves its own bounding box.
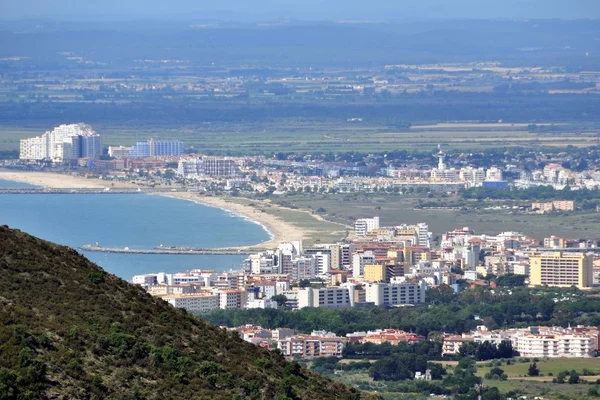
[1,0,599,20]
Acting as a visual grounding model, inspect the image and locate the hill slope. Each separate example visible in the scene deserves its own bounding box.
[0,226,375,400]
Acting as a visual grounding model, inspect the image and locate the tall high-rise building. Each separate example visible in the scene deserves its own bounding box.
[19,123,102,161]
[529,252,593,289]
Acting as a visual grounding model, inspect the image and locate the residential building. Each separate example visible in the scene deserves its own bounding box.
[442,334,475,355]
[129,138,184,157]
[277,332,348,359]
[217,289,248,310]
[486,167,503,181]
[512,331,596,358]
[108,146,131,158]
[177,157,240,178]
[297,286,354,309]
[364,281,426,306]
[355,217,380,236]
[529,252,593,289]
[532,201,575,214]
[359,329,425,345]
[163,293,219,313]
[20,123,102,161]
[352,250,375,277]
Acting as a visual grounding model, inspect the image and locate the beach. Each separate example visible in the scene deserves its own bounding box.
[163,192,305,249]
[0,171,138,189]
[0,171,306,248]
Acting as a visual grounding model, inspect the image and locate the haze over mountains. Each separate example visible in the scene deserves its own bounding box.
[2,0,599,20]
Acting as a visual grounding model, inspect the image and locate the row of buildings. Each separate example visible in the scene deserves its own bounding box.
[229,323,599,360]
[133,267,427,314]
[19,124,185,162]
[443,325,600,358]
[109,138,184,158]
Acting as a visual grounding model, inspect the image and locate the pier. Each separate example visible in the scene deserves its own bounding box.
[79,244,260,255]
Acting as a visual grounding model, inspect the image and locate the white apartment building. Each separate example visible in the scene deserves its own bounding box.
[246,298,278,309]
[20,123,102,161]
[416,223,432,248]
[164,293,219,313]
[512,333,596,358]
[364,281,426,306]
[217,289,248,310]
[312,252,331,275]
[355,217,380,236]
[486,167,504,181]
[108,146,131,158]
[248,253,277,275]
[297,286,354,309]
[460,167,485,185]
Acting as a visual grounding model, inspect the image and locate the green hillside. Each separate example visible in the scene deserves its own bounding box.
[0,226,376,400]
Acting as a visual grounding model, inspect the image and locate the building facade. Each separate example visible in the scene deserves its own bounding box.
[529,252,593,289]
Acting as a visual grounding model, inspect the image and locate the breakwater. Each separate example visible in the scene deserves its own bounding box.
[79,244,259,255]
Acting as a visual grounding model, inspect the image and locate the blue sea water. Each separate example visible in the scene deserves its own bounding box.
[0,179,268,279]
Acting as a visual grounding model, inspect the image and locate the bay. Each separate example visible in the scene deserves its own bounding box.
[0,179,268,279]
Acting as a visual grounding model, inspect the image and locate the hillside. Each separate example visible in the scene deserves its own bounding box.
[0,226,376,400]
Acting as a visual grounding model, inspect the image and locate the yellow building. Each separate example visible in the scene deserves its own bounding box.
[529,252,593,289]
[364,264,386,283]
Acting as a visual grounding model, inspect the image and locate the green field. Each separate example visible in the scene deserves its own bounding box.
[476,358,600,398]
[329,359,600,400]
[477,358,600,378]
[1,121,598,154]
[269,193,600,241]
[228,197,350,245]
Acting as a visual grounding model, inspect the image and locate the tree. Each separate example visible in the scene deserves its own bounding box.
[527,362,539,377]
[568,370,580,384]
[271,295,288,307]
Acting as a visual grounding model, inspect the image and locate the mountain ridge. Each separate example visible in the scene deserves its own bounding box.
[0,225,376,399]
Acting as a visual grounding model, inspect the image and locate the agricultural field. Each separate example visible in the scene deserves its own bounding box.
[0,120,598,154]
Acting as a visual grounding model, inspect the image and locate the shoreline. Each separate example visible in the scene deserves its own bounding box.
[0,171,304,249]
[159,192,304,249]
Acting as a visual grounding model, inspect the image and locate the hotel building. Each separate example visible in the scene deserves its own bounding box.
[529,252,593,289]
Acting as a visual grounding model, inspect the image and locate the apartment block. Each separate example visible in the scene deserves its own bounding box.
[163,293,219,313]
[529,252,593,289]
[297,286,354,309]
[364,281,426,306]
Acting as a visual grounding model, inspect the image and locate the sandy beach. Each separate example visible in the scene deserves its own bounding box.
[163,192,305,249]
[0,171,305,248]
[0,171,138,189]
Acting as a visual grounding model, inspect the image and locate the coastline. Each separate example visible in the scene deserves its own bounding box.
[160,192,304,249]
[0,171,304,249]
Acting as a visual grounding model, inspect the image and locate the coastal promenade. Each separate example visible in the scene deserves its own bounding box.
[79,244,259,255]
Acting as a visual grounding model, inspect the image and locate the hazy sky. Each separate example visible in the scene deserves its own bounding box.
[2,0,599,20]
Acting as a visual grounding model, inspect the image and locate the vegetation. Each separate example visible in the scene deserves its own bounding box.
[202,285,600,336]
[0,226,376,399]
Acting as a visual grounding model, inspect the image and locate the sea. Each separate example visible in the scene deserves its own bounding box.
[0,179,270,280]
